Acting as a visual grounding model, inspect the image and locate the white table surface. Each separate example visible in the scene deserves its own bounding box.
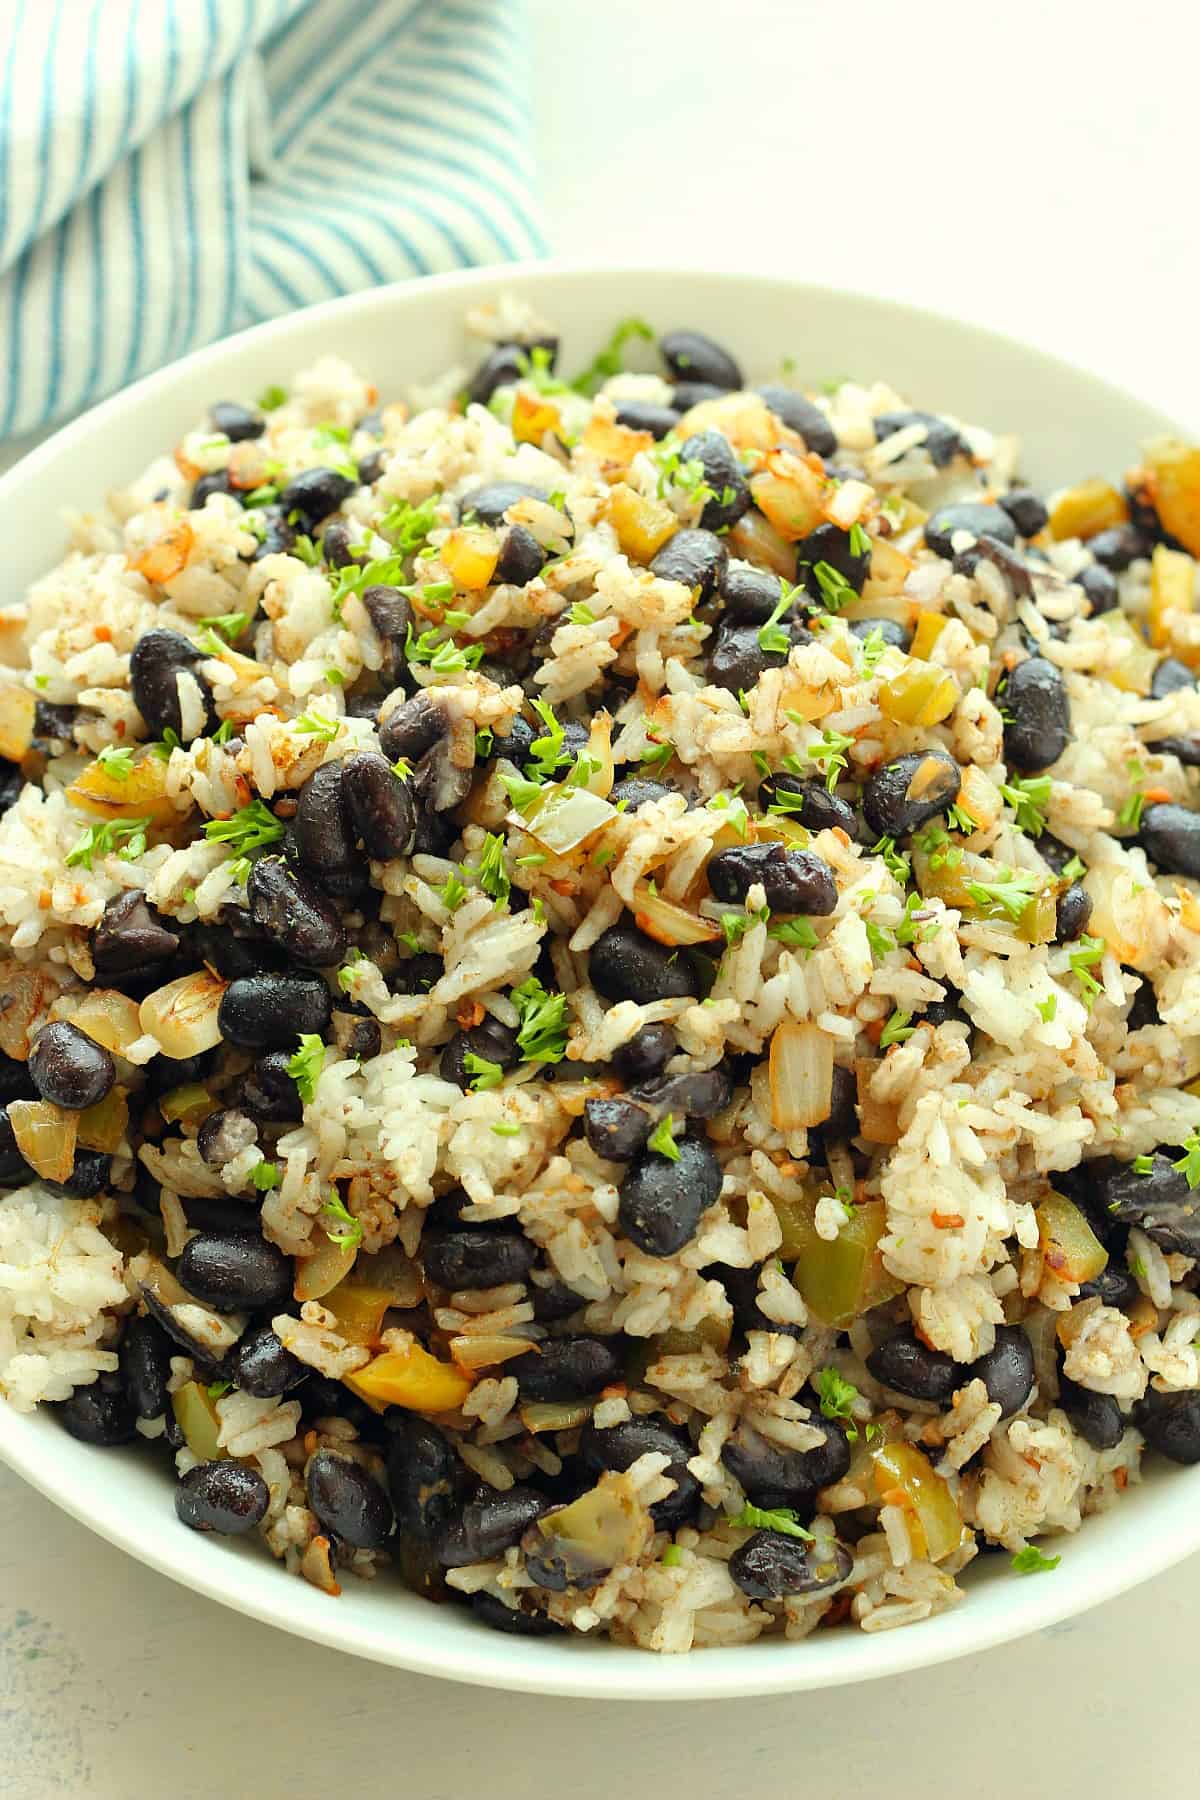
[3,1,1199,1792]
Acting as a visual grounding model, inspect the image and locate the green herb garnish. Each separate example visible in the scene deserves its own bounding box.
[725,1503,813,1542]
[286,1035,326,1104]
[647,1114,681,1161]
[512,975,570,1065]
[204,799,284,856]
[322,1191,363,1251]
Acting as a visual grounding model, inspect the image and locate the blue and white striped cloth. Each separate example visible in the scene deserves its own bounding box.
[0,0,545,440]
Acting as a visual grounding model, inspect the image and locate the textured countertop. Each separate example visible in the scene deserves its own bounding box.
[2,0,1197,1792]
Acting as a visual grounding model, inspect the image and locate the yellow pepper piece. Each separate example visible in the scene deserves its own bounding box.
[1048,479,1128,542]
[344,1343,472,1415]
[76,1086,129,1153]
[1036,1192,1108,1285]
[748,449,827,542]
[512,389,562,447]
[322,1281,393,1348]
[1147,543,1196,649]
[67,752,179,826]
[1144,440,1200,557]
[878,658,960,727]
[441,525,498,592]
[607,485,678,562]
[1099,614,1157,695]
[0,684,35,761]
[909,610,949,662]
[788,1194,904,1327]
[172,1381,224,1461]
[871,1442,964,1562]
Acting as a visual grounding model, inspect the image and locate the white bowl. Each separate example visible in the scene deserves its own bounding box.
[0,265,1191,1699]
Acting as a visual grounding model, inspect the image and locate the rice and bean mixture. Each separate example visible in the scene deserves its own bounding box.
[3,299,1200,1651]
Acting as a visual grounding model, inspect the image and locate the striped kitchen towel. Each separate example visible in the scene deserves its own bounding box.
[0,0,545,440]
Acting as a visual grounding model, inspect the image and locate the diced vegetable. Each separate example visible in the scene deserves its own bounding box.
[955,764,1002,834]
[441,526,499,591]
[526,1475,651,1583]
[519,1399,595,1434]
[788,1192,904,1326]
[128,518,195,584]
[749,449,827,542]
[769,1020,834,1131]
[138,969,228,1058]
[726,509,796,578]
[171,1381,224,1461]
[8,1098,77,1182]
[157,1082,217,1127]
[909,611,949,662]
[1147,543,1196,649]
[854,1059,901,1146]
[0,964,61,1060]
[679,392,778,452]
[0,683,36,761]
[75,1087,129,1153]
[582,416,654,477]
[512,389,563,447]
[878,658,960,727]
[632,882,722,946]
[1048,480,1128,542]
[450,1333,539,1370]
[1036,1191,1108,1284]
[1142,439,1200,557]
[68,752,178,826]
[607,484,679,562]
[861,535,914,600]
[71,989,143,1059]
[871,1441,964,1562]
[523,784,617,856]
[294,1233,359,1302]
[344,1342,473,1414]
[624,1316,732,1385]
[322,1281,393,1347]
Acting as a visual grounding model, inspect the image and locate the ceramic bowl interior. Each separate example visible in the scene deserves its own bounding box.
[0,265,1188,1699]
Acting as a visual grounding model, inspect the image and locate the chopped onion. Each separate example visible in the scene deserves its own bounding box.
[76,1087,129,1153]
[519,785,616,855]
[451,1333,538,1371]
[138,969,228,1059]
[9,1098,76,1182]
[519,1399,594,1434]
[769,1020,834,1131]
[854,1057,901,1146]
[632,882,721,946]
[581,712,615,797]
[0,965,62,1060]
[294,1234,359,1302]
[73,989,143,1059]
[0,683,35,761]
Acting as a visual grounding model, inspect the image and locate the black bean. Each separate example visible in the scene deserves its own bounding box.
[1135,1388,1200,1464]
[1001,656,1070,773]
[33,700,78,747]
[589,922,700,1006]
[210,400,265,442]
[530,1277,585,1323]
[708,842,837,915]
[925,502,1017,560]
[389,953,442,996]
[341,752,417,859]
[176,1460,270,1534]
[956,534,1035,600]
[247,855,346,967]
[278,466,357,527]
[28,1021,115,1111]
[706,616,810,692]
[238,1046,305,1119]
[129,628,216,743]
[458,480,549,526]
[758,385,837,458]
[1147,734,1200,768]
[301,1375,377,1435]
[292,760,357,883]
[469,1592,560,1635]
[512,1335,623,1401]
[758,773,857,837]
[177,1230,293,1312]
[579,1417,700,1529]
[729,1529,852,1600]
[818,1063,859,1140]
[465,344,527,406]
[721,1417,850,1507]
[630,1066,732,1121]
[618,1133,723,1257]
[250,504,296,561]
[56,1373,136,1446]
[861,749,962,840]
[873,409,969,468]
[608,777,673,812]
[119,1315,173,1420]
[997,488,1049,538]
[1139,802,1200,878]
[361,583,413,683]
[438,1485,550,1567]
[680,430,750,531]
[615,399,680,439]
[1151,657,1195,700]
[1089,525,1151,571]
[196,1107,257,1169]
[439,1016,520,1090]
[307,1449,394,1547]
[797,521,870,600]
[320,519,363,570]
[233,1321,308,1397]
[584,1096,653,1162]
[671,379,726,411]
[356,449,387,487]
[612,1022,677,1083]
[1054,883,1093,944]
[377,691,451,764]
[866,1328,958,1402]
[479,715,535,764]
[649,527,729,600]
[1090,1153,1200,1256]
[921,987,970,1033]
[849,617,910,650]
[191,469,238,509]
[386,1416,458,1540]
[719,560,783,622]
[331,1008,382,1062]
[1058,1375,1125,1451]
[1078,1264,1140,1308]
[522,1506,617,1592]
[967,1325,1034,1417]
[52,1150,113,1198]
[1078,563,1119,614]
[494,524,546,586]
[423,1228,536,1291]
[92,889,181,979]
[0,759,23,818]
[660,329,741,391]
[0,1054,34,1107]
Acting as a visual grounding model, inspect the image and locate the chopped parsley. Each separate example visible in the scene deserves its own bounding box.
[964,867,1040,923]
[568,601,597,626]
[640,737,674,773]
[207,1379,233,1399]
[880,1008,915,1048]
[858,626,889,671]
[1061,854,1087,883]
[1132,1153,1156,1176]
[805,727,854,792]
[463,1052,504,1091]
[765,785,810,816]
[379,495,440,555]
[491,1122,522,1138]
[757,586,798,655]
[437,871,469,912]
[647,1114,681,1161]
[65,816,152,869]
[212,719,234,745]
[848,521,872,558]
[473,832,511,903]
[501,770,544,814]
[808,560,857,613]
[404,621,485,674]
[197,610,249,643]
[322,1191,364,1251]
[946,800,976,834]
[768,917,819,951]
[721,908,767,948]
[250,1160,280,1191]
[257,384,288,411]
[1011,1546,1060,1575]
[150,726,182,761]
[865,920,896,962]
[725,1503,813,1542]
[707,790,750,838]
[512,975,570,1065]
[571,315,655,396]
[871,835,911,884]
[1000,773,1052,837]
[96,744,135,781]
[814,1366,861,1438]
[525,697,569,781]
[294,710,341,741]
[1036,994,1058,1022]
[286,1034,327,1104]
[1173,1130,1200,1189]
[1068,933,1105,1009]
[661,1543,684,1568]
[204,799,284,856]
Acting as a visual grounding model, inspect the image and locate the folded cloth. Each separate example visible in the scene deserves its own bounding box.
[0,0,545,439]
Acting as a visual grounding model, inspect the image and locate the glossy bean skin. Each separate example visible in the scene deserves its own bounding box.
[729,1529,852,1600]
[277,466,357,526]
[57,1373,137,1446]
[129,628,216,742]
[362,584,413,684]
[1078,563,1119,614]
[191,469,237,509]
[608,778,673,812]
[196,1107,257,1169]
[233,1321,309,1397]
[849,617,910,651]
[757,384,837,457]
[249,505,296,561]
[797,521,869,597]
[28,1021,115,1110]
[306,1449,395,1548]
[721,1417,850,1507]
[457,480,549,525]
[861,749,962,840]
[956,534,1035,599]
[966,1325,1034,1417]
[866,1328,958,1402]
[1135,1388,1200,1464]
[630,1066,732,1120]
[670,379,726,411]
[680,430,750,531]
[341,752,417,858]
[237,1048,305,1120]
[210,400,265,442]
[92,889,181,979]
[719,561,783,622]
[469,1592,561,1635]
[494,524,546,586]
[176,1229,293,1313]
[1002,656,1070,772]
[707,843,838,915]
[176,1461,270,1534]
[1089,525,1151,570]
[757,773,857,836]
[997,488,1049,538]
[437,1485,550,1567]
[611,1023,677,1083]
[386,1416,458,1540]
[579,1417,700,1529]
[377,691,452,764]
[815,1063,859,1141]
[1089,1153,1200,1256]
[618,1133,724,1257]
[660,329,742,391]
[293,761,359,881]
[247,856,346,967]
[614,400,680,439]
[465,344,527,406]
[584,1096,653,1162]
[52,1150,113,1198]
[1054,884,1094,943]
[439,1016,520,1089]
[925,502,1017,559]
[1077,1264,1140,1309]
[1059,1374,1125,1451]
[119,1315,173,1420]
[706,617,809,691]
[1151,657,1195,700]
[422,1229,537,1290]
[589,922,700,1005]
[649,528,729,600]
[1139,803,1200,879]
[511,1335,623,1401]
[873,409,969,468]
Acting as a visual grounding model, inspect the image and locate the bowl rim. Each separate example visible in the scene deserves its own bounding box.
[0,259,1193,1700]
